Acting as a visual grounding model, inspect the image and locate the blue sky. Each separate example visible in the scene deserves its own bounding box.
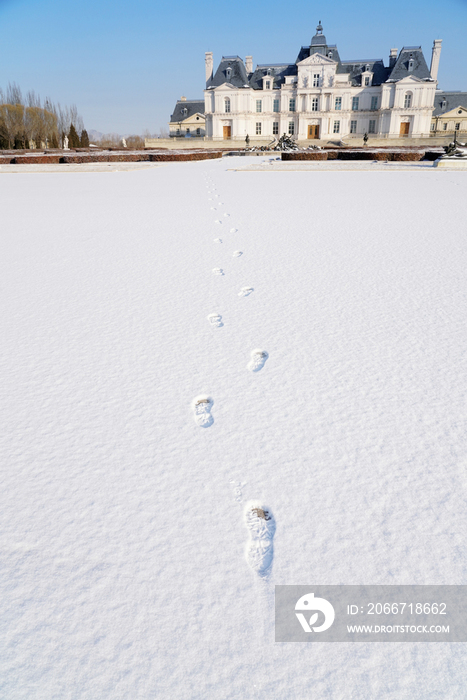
[0,0,466,135]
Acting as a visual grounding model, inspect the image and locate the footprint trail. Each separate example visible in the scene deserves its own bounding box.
[192,395,214,428]
[247,349,269,372]
[244,502,276,577]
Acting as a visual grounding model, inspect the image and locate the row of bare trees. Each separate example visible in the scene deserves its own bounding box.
[91,129,169,149]
[0,82,87,150]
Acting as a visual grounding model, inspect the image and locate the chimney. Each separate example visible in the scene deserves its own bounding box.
[430,39,442,81]
[245,55,253,74]
[180,96,186,101]
[389,48,398,69]
[205,52,213,84]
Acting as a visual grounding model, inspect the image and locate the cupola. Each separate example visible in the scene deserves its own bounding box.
[311,21,326,46]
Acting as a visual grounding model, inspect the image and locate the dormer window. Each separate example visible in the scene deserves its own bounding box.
[441,99,447,109]
[226,67,231,80]
[182,108,188,116]
[408,58,414,72]
[328,51,333,58]
[366,64,370,72]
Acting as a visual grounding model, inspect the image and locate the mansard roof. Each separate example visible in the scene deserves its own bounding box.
[337,59,389,86]
[209,27,434,93]
[432,91,467,115]
[249,64,297,90]
[210,56,249,88]
[387,47,432,81]
[170,100,205,123]
[296,45,341,64]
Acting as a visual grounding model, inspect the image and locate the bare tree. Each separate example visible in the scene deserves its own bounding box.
[6,82,23,106]
[96,133,121,148]
[0,103,24,147]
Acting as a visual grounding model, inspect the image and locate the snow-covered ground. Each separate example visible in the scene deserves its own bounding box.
[1,157,467,699]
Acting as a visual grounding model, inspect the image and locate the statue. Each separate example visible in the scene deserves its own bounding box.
[63,135,69,150]
[443,131,467,158]
[245,134,250,148]
[443,140,467,158]
[121,138,127,148]
[363,132,368,146]
[274,133,299,151]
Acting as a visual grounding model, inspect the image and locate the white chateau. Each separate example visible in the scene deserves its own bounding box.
[202,23,442,141]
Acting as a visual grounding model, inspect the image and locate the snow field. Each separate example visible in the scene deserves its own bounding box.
[1,159,467,699]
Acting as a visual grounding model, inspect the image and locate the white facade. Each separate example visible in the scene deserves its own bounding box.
[204,26,440,141]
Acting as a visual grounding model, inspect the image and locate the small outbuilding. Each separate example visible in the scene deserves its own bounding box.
[168,97,206,138]
[431,92,467,136]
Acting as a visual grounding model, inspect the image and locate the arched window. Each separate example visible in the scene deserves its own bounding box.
[404,92,412,109]
[226,67,231,81]
[224,97,231,113]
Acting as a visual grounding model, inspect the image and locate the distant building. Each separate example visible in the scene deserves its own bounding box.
[203,23,442,141]
[431,92,467,136]
[169,97,205,138]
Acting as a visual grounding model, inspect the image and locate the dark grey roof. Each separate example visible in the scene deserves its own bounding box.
[311,21,326,46]
[295,45,341,64]
[249,64,297,90]
[209,57,249,88]
[387,47,432,81]
[170,100,205,123]
[337,59,389,86]
[432,92,467,115]
[209,29,433,94]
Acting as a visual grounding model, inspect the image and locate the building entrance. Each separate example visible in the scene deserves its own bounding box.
[308,125,320,139]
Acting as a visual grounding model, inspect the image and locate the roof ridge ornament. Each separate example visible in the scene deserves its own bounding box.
[311,20,327,46]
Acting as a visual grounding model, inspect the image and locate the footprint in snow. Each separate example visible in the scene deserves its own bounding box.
[223,213,230,217]
[214,220,222,224]
[210,207,217,210]
[239,287,253,297]
[247,349,269,372]
[192,395,214,428]
[207,313,223,328]
[213,268,224,276]
[230,228,238,233]
[244,502,276,577]
[213,238,222,243]
[233,250,243,257]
